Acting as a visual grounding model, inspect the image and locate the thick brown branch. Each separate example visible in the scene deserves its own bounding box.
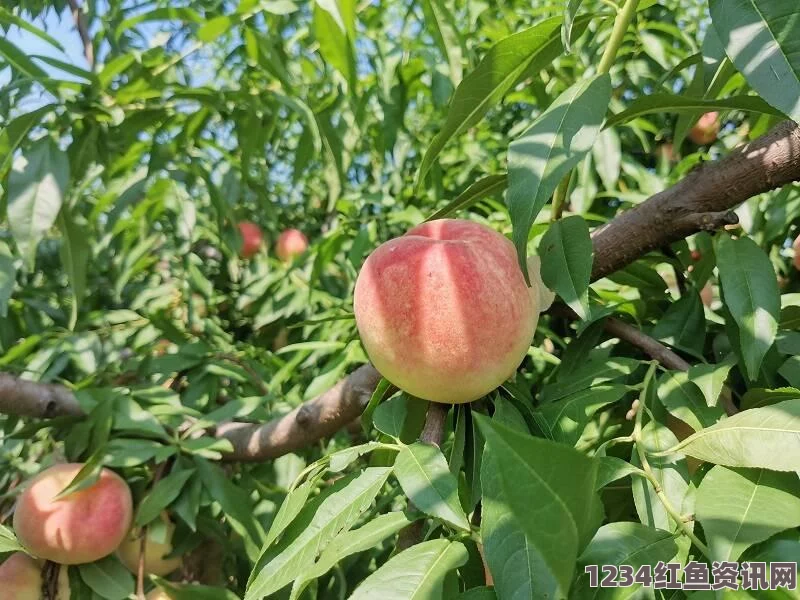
[66,0,94,68]
[0,374,84,418]
[591,120,800,281]
[215,364,381,461]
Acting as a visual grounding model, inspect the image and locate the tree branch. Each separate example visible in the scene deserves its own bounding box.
[591,120,800,281]
[66,0,94,69]
[0,374,84,418]
[215,364,381,461]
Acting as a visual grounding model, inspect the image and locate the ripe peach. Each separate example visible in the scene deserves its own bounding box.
[276,228,308,261]
[117,514,182,576]
[688,112,720,145]
[793,235,800,271]
[354,219,539,404]
[238,221,263,258]
[13,464,133,565]
[0,552,70,600]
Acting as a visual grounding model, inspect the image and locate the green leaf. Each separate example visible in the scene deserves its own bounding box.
[78,556,135,600]
[574,522,678,599]
[426,174,508,222]
[651,291,706,358]
[7,138,70,270]
[508,74,612,277]
[349,539,468,600]
[196,458,266,559]
[135,468,196,527]
[591,128,621,191]
[246,467,392,599]
[0,8,64,51]
[420,0,463,84]
[114,7,204,39]
[710,0,800,122]
[631,421,691,533]
[0,37,50,81]
[595,455,641,490]
[417,17,572,187]
[54,453,104,499]
[328,441,382,472]
[533,384,629,446]
[696,466,800,562]
[670,398,800,470]
[716,235,780,380]
[538,215,593,319]
[0,105,54,177]
[313,0,356,90]
[542,357,639,403]
[0,524,23,553]
[562,0,585,51]
[605,94,785,129]
[57,211,89,330]
[394,442,470,531]
[741,387,800,410]
[373,394,427,441]
[290,511,413,599]
[475,415,600,599]
[150,578,242,600]
[263,478,318,550]
[687,358,735,407]
[0,242,16,318]
[657,371,725,432]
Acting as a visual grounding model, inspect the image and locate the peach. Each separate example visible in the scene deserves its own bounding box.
[688,112,720,145]
[793,234,800,271]
[117,514,182,576]
[146,589,172,600]
[276,228,308,261]
[13,463,133,565]
[354,219,539,404]
[700,283,713,307]
[0,552,70,600]
[238,221,263,258]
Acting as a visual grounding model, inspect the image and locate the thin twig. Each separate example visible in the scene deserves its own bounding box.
[66,0,94,68]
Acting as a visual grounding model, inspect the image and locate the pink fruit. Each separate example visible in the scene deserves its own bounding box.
[276,229,309,261]
[13,464,133,565]
[238,221,263,259]
[688,112,720,145]
[354,219,540,404]
[0,552,70,600]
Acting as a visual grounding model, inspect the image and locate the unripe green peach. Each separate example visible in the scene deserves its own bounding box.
[0,552,70,600]
[13,464,133,565]
[117,514,182,577]
[354,219,540,404]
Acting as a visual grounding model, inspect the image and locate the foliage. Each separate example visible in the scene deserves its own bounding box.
[1,0,800,598]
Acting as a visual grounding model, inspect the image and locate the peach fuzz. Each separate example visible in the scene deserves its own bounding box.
[688,112,720,145]
[117,514,182,576]
[13,463,133,565]
[354,219,539,404]
[276,228,309,261]
[0,552,70,600]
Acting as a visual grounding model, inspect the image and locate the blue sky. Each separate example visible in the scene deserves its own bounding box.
[2,7,91,84]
